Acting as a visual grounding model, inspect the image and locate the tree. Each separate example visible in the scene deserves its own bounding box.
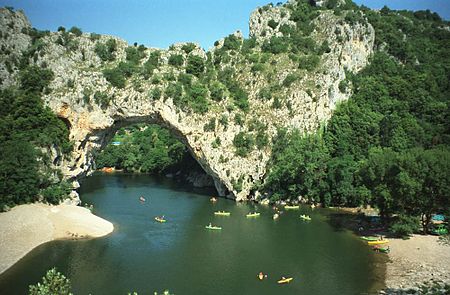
[29,268,72,295]
[186,55,205,77]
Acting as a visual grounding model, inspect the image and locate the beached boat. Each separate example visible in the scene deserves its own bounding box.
[214,211,231,216]
[246,212,260,218]
[284,205,300,210]
[277,277,293,284]
[205,225,222,230]
[299,214,311,221]
[360,236,379,241]
[367,240,389,245]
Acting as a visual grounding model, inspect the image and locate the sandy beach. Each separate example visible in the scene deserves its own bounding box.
[0,203,114,275]
[384,234,450,291]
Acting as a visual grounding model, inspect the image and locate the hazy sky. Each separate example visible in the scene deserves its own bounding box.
[1,0,449,50]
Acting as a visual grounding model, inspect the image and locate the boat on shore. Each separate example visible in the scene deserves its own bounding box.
[101,167,114,173]
[214,211,231,216]
[284,205,299,210]
[360,236,379,241]
[373,245,390,253]
[368,240,389,245]
[246,212,260,218]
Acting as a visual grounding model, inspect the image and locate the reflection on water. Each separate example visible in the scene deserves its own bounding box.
[0,173,383,295]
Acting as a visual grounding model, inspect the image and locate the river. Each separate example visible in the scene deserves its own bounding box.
[0,173,384,294]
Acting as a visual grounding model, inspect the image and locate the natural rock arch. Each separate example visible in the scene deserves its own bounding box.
[0,6,375,201]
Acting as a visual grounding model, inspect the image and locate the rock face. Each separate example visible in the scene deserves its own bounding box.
[0,5,374,200]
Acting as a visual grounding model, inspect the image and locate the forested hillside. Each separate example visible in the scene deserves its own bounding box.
[263,6,450,233]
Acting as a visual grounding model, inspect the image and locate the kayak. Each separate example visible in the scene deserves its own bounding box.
[368,240,389,245]
[246,212,261,218]
[284,205,299,210]
[360,236,379,241]
[277,277,293,284]
[154,217,166,223]
[205,225,222,230]
[299,215,311,221]
[214,211,231,216]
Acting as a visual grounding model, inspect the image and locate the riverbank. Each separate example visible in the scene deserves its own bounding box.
[384,234,450,292]
[0,203,114,275]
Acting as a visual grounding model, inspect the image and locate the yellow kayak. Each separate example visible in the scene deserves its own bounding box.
[154,217,166,223]
[368,240,389,245]
[299,215,311,221]
[284,205,299,210]
[246,212,260,218]
[214,211,231,216]
[278,277,293,284]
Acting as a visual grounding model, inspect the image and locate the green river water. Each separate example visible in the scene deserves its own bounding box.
[0,173,384,294]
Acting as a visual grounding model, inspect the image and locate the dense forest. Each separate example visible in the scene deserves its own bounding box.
[95,124,187,174]
[0,62,73,211]
[262,3,450,234]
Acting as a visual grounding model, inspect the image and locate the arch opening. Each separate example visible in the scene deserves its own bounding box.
[87,120,226,196]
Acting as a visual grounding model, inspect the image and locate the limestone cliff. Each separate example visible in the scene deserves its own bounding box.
[0,3,374,201]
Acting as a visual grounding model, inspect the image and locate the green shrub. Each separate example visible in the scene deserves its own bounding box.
[68,26,82,37]
[125,46,145,64]
[233,132,254,157]
[148,88,161,100]
[390,215,421,237]
[223,34,241,50]
[89,33,101,41]
[298,55,320,71]
[29,268,72,295]
[251,63,265,73]
[203,118,216,132]
[20,66,54,93]
[283,73,298,87]
[268,19,278,30]
[103,67,126,88]
[262,36,289,54]
[181,42,196,54]
[168,54,184,67]
[93,91,110,108]
[209,81,225,101]
[178,73,192,86]
[186,55,205,77]
[94,39,117,61]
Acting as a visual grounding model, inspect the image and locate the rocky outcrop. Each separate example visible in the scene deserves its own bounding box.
[0,5,375,200]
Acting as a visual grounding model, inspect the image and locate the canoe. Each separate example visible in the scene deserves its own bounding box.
[299,215,311,221]
[284,205,299,210]
[214,211,231,216]
[277,277,293,284]
[368,240,389,245]
[246,212,261,218]
[154,217,166,223]
[205,225,222,230]
[360,236,379,241]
